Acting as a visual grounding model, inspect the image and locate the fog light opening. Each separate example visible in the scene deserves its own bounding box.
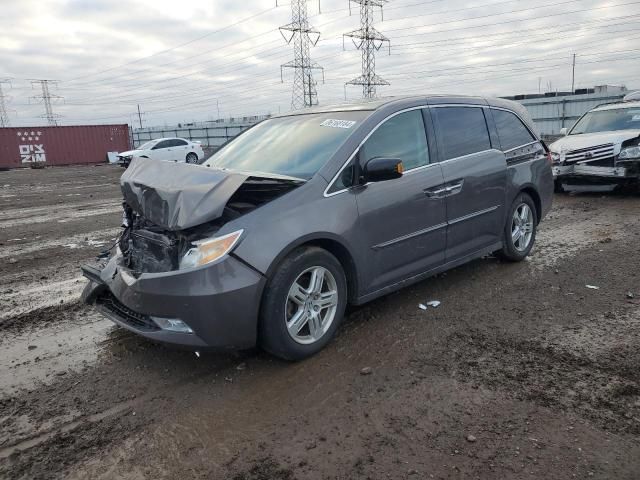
[151,317,193,334]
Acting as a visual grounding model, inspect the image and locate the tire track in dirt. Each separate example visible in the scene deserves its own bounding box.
[0,228,120,260]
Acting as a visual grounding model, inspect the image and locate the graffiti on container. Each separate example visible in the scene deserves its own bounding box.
[16,131,46,164]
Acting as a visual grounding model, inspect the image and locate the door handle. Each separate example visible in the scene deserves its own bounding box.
[425,180,464,198]
[445,180,464,195]
[424,186,448,198]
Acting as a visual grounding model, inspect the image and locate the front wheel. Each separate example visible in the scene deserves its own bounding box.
[498,193,538,262]
[259,247,347,361]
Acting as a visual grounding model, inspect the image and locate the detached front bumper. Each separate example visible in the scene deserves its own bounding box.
[553,164,635,181]
[81,254,266,350]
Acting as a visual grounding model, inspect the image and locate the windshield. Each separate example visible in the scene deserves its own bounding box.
[138,140,158,150]
[203,112,368,179]
[570,107,640,135]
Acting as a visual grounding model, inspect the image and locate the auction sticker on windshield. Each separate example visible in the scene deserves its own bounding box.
[320,119,357,129]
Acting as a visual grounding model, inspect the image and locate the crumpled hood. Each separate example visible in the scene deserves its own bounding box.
[550,129,640,153]
[120,157,249,231]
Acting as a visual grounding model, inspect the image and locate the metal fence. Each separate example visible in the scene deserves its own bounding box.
[130,116,270,152]
[507,86,632,136]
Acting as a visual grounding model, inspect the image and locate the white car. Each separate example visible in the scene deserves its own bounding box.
[550,92,640,191]
[117,138,205,167]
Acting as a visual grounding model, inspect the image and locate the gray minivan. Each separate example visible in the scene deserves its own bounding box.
[82,96,553,360]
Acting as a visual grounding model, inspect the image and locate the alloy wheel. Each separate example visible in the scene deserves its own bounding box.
[511,203,534,252]
[285,266,339,345]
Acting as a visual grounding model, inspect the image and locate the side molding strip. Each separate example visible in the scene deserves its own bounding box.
[372,205,500,250]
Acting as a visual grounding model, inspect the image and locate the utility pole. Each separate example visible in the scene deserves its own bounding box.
[30,79,62,126]
[279,0,324,109]
[571,53,576,93]
[137,104,143,129]
[0,79,12,128]
[344,0,391,99]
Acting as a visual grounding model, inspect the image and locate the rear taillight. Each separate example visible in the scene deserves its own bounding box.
[547,152,553,164]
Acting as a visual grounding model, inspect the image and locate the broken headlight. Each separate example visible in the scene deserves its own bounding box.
[179,230,243,270]
[619,146,640,160]
[550,152,561,164]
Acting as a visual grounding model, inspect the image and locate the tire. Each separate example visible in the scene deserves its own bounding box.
[186,153,198,164]
[498,193,538,262]
[259,247,348,361]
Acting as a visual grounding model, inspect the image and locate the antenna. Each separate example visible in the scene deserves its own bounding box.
[30,79,63,126]
[279,0,324,109]
[344,0,390,99]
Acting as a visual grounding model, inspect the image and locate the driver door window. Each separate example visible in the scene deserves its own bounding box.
[360,110,429,171]
[152,140,172,160]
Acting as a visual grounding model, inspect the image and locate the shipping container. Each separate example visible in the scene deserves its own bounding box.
[0,124,130,169]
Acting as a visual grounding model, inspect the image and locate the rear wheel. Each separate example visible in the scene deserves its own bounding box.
[498,193,537,262]
[259,247,347,361]
[186,152,198,164]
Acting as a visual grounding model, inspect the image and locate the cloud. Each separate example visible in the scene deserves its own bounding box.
[1,0,638,127]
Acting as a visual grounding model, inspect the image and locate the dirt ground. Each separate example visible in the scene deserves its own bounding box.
[0,165,639,480]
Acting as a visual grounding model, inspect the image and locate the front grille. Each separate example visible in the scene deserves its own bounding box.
[96,292,160,332]
[564,143,615,166]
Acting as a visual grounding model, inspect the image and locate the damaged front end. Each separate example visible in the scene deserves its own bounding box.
[116,158,304,276]
[81,158,303,348]
[551,137,640,185]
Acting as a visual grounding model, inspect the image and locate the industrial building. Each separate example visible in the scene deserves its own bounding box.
[504,85,632,140]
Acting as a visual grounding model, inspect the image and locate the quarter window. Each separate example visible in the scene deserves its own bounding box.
[360,110,429,171]
[432,107,491,160]
[173,139,188,146]
[492,109,536,151]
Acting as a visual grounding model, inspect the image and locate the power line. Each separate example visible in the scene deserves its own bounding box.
[30,80,63,126]
[344,1,391,99]
[63,6,281,84]
[376,0,640,37]
[280,0,324,108]
[0,79,12,127]
[65,15,640,107]
[59,3,638,101]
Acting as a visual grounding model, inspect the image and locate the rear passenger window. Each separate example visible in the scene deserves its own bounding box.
[360,110,429,171]
[432,107,491,160]
[492,109,536,151]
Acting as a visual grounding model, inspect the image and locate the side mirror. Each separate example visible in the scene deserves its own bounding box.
[363,157,404,183]
[560,127,568,136]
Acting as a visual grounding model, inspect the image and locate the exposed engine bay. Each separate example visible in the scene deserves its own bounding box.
[118,160,303,276]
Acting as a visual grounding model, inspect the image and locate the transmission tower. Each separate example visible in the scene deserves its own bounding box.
[344,0,391,99]
[30,79,63,126]
[0,79,11,127]
[279,0,324,109]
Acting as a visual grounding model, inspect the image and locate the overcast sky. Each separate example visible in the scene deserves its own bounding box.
[1,0,639,127]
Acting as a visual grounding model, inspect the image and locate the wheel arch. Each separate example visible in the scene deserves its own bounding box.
[262,234,360,304]
[518,185,542,224]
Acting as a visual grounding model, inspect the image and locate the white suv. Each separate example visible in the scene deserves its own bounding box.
[550,92,640,191]
[117,138,205,167]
